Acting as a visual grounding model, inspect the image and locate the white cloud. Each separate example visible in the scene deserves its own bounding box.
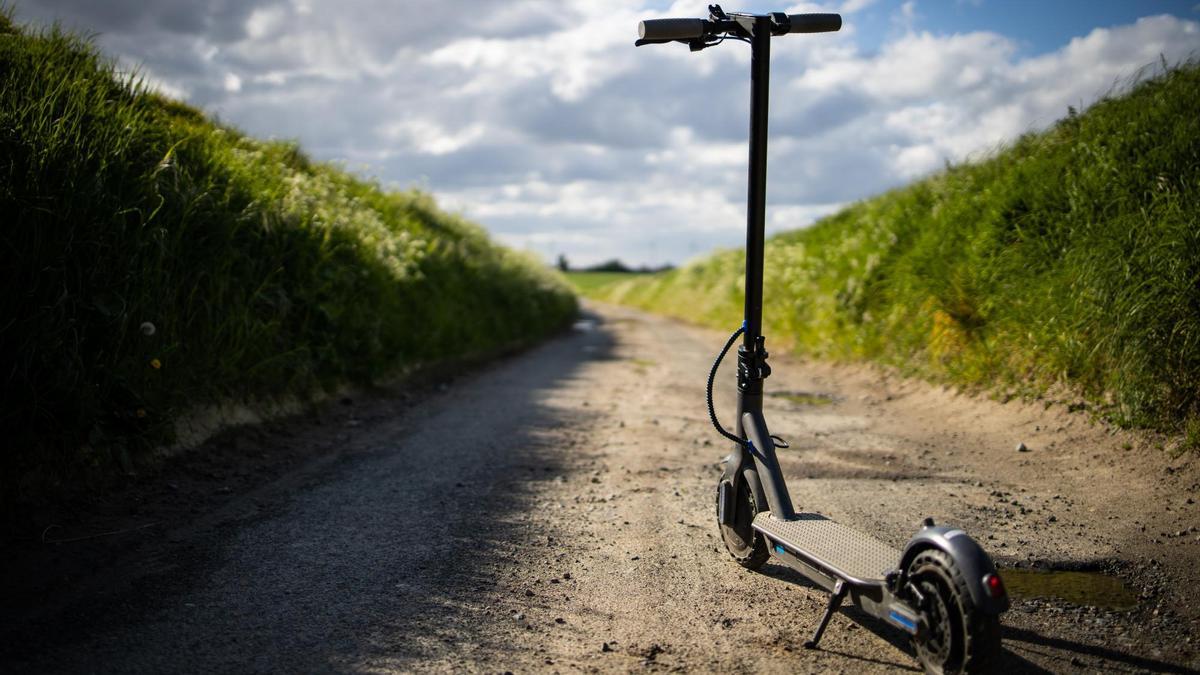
[783,14,1200,181]
[840,0,879,13]
[14,2,1200,267]
[380,119,488,156]
[893,1,918,32]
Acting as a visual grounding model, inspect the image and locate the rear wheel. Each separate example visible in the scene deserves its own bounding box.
[907,549,1001,674]
[716,474,769,570]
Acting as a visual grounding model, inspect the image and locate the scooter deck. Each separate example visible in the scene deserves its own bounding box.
[753,512,900,585]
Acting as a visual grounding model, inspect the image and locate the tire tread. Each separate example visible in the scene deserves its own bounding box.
[909,548,1002,674]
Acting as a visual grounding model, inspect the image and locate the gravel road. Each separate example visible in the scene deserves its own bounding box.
[3,302,1198,673]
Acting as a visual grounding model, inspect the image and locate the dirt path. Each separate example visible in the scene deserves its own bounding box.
[3,302,1198,673]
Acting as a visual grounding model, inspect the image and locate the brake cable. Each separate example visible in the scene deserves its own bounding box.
[706,323,790,451]
[707,324,748,447]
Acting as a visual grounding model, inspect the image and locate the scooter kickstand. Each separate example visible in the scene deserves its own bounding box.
[804,579,847,649]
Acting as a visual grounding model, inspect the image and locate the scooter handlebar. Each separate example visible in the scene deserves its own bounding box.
[638,18,707,41]
[787,13,842,33]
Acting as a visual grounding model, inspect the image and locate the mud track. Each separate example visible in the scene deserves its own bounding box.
[3,302,1198,672]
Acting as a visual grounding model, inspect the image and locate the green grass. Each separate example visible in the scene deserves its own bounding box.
[0,12,576,507]
[1183,416,1200,454]
[589,62,1200,439]
[564,271,641,295]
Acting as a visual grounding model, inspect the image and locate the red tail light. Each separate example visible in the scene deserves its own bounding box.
[983,573,1005,599]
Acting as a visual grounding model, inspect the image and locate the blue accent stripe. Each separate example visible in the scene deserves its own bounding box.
[889,609,917,633]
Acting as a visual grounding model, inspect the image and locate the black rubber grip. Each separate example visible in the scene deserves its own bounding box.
[788,13,842,33]
[638,18,706,41]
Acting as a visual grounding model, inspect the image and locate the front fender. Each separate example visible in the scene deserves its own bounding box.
[718,443,767,521]
[900,526,1009,615]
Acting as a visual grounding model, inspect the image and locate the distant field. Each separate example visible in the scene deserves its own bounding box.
[0,13,577,506]
[564,271,652,294]
[584,62,1200,444]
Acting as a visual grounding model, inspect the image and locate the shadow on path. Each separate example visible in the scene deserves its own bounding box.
[1001,625,1195,674]
[760,558,1190,673]
[2,310,614,673]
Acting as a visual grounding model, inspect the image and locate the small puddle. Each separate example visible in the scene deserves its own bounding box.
[629,358,655,372]
[768,391,836,406]
[999,568,1137,611]
[573,319,598,332]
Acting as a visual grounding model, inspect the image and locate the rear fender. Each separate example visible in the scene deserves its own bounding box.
[900,526,1010,614]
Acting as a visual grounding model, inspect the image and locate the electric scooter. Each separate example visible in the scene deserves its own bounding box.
[636,7,1009,673]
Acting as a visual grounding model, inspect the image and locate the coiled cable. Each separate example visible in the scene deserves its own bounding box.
[707,325,747,447]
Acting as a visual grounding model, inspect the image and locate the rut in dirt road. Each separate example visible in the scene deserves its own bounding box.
[3,303,1198,673]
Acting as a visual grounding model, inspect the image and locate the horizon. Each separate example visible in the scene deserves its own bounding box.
[16,0,1200,267]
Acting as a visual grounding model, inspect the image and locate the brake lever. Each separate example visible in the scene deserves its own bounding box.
[638,37,696,47]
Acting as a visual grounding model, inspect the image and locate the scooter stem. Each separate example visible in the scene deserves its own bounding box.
[734,17,796,520]
[743,15,770,348]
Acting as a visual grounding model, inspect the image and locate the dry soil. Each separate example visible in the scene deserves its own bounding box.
[2,302,1198,673]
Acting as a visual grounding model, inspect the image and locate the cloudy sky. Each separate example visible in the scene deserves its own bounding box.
[17,0,1200,267]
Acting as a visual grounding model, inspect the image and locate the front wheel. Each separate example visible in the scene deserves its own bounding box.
[716,474,769,570]
[907,549,1001,674]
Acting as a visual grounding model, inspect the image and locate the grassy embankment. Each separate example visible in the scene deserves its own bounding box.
[0,14,576,506]
[586,63,1200,443]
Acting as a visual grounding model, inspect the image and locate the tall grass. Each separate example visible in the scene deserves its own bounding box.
[0,13,576,505]
[593,62,1200,437]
